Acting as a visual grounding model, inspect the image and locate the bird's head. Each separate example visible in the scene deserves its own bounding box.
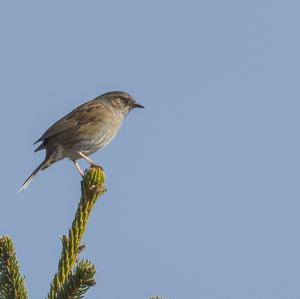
[104,91,144,116]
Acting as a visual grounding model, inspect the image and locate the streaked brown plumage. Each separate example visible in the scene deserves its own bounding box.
[20,91,144,191]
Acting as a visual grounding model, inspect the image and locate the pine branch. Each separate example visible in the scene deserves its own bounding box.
[47,166,106,299]
[55,260,96,299]
[0,236,28,299]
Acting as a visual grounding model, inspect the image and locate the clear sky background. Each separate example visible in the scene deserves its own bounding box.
[0,1,300,299]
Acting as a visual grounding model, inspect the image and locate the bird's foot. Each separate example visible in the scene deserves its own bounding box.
[90,163,104,170]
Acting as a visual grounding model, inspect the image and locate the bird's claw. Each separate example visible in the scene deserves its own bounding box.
[90,163,103,170]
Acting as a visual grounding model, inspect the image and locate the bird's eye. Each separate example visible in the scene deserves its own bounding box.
[120,97,129,105]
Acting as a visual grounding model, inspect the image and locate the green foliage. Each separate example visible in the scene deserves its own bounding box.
[0,236,28,299]
[47,166,106,299]
[0,167,162,299]
[55,260,96,299]
[0,166,105,299]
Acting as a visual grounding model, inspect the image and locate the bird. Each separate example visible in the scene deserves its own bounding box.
[20,91,144,191]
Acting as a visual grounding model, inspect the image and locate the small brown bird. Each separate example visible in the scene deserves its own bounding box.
[20,91,144,191]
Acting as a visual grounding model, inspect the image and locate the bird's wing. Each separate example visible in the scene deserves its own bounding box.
[34,100,105,144]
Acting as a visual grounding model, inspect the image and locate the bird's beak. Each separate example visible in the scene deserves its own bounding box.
[133,102,144,109]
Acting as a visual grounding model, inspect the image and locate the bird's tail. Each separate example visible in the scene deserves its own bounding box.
[19,159,51,192]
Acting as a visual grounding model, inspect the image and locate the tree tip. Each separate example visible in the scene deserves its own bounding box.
[82,166,106,196]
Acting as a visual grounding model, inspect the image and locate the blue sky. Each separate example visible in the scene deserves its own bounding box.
[1,1,300,298]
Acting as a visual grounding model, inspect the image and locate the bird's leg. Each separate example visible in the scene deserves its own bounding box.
[77,152,103,169]
[78,152,94,164]
[72,160,84,177]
